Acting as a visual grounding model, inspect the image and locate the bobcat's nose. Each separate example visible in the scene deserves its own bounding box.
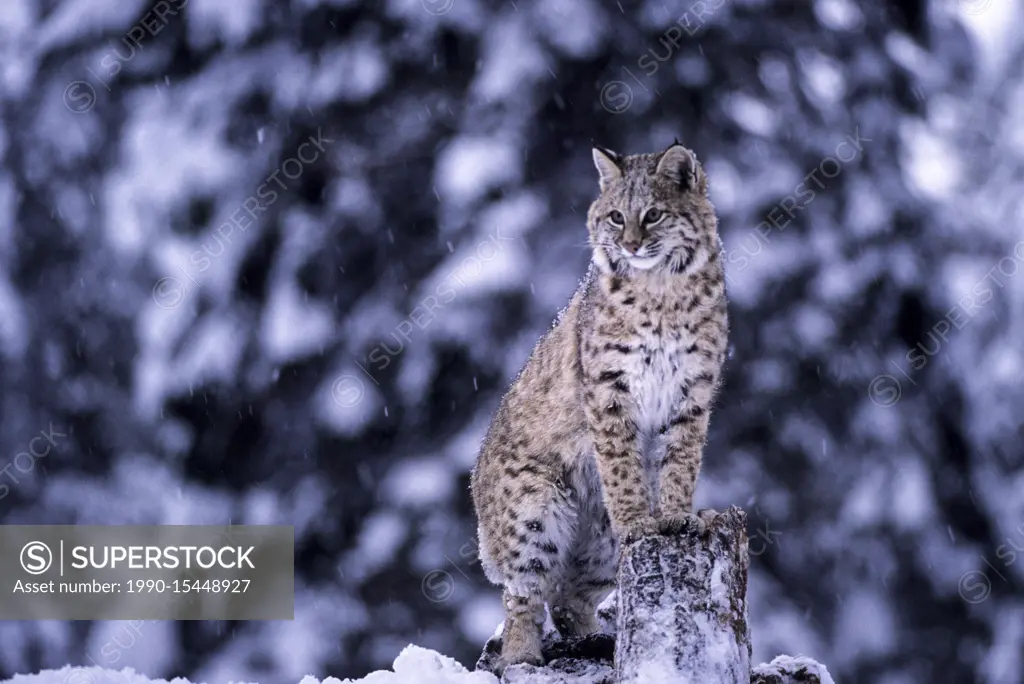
[621,238,642,254]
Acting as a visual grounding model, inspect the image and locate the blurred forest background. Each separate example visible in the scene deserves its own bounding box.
[1,0,1023,682]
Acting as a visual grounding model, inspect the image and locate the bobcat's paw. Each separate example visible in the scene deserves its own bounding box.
[621,515,661,544]
[552,604,600,639]
[657,509,716,537]
[494,650,544,676]
[696,507,719,527]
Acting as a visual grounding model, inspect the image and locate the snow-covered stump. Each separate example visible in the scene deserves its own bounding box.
[614,506,751,684]
[751,656,836,684]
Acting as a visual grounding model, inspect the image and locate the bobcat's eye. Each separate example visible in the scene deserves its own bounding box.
[643,208,664,225]
[608,211,625,226]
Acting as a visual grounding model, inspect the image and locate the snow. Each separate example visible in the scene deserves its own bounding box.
[532,0,606,59]
[261,280,336,362]
[833,589,895,666]
[382,457,454,507]
[34,0,152,52]
[753,655,836,684]
[0,647,501,684]
[457,597,505,646]
[326,40,390,104]
[340,511,409,583]
[341,643,485,684]
[800,53,846,106]
[723,92,779,137]
[0,667,254,684]
[901,119,962,199]
[436,137,521,209]
[0,651,498,684]
[186,0,262,47]
[316,368,381,437]
[0,272,28,360]
[471,16,550,102]
[814,0,863,31]
[981,604,1024,684]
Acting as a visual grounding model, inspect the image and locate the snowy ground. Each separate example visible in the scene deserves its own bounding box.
[0,647,836,684]
[0,647,498,684]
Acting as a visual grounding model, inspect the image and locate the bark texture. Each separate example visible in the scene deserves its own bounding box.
[614,506,750,683]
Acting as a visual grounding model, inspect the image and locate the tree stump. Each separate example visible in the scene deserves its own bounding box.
[614,506,751,683]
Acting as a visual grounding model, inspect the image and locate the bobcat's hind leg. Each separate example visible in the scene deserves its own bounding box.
[481,479,576,673]
[550,588,603,638]
[497,589,545,672]
[550,505,617,639]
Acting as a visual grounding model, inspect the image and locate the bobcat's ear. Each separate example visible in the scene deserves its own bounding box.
[592,147,622,191]
[656,143,700,191]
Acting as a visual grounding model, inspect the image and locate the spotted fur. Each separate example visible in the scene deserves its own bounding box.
[470,142,729,672]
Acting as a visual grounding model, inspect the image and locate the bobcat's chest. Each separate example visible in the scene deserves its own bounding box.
[624,321,693,434]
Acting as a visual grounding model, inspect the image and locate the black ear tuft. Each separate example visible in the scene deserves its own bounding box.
[594,145,620,162]
[592,147,623,190]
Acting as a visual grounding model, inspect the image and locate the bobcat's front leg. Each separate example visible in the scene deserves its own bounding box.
[657,404,708,525]
[658,371,717,529]
[582,366,654,542]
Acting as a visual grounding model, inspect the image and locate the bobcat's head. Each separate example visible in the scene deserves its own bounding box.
[586,142,718,276]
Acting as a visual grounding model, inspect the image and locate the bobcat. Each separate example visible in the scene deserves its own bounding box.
[470,142,729,672]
